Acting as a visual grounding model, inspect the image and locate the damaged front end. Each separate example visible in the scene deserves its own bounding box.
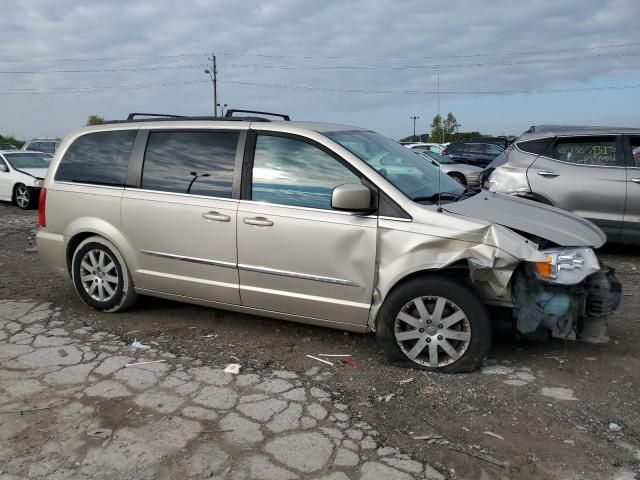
[512,248,621,342]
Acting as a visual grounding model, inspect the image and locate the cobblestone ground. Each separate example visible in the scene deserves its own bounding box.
[0,299,446,480]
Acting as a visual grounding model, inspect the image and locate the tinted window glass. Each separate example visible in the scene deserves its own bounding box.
[252,135,360,209]
[56,130,136,186]
[553,137,617,166]
[447,143,463,152]
[142,131,238,197]
[517,137,555,155]
[486,144,504,155]
[630,137,640,168]
[28,142,40,151]
[467,143,484,154]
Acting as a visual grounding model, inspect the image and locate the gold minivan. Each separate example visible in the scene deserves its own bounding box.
[36,111,621,372]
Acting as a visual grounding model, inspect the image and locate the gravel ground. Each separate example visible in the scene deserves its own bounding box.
[1,202,638,479]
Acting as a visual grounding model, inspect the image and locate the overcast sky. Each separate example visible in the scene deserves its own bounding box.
[1,0,639,141]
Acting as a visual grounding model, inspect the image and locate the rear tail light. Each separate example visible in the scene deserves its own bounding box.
[441,149,448,156]
[38,188,47,227]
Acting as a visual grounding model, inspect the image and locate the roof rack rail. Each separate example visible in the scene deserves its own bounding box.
[127,113,185,120]
[225,109,290,121]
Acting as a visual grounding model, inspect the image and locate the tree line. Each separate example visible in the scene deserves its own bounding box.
[400,112,483,143]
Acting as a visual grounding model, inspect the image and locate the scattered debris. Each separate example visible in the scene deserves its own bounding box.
[200,334,217,338]
[377,393,395,403]
[306,355,334,366]
[339,358,361,369]
[422,372,445,393]
[87,428,113,439]
[125,360,167,367]
[483,431,505,441]
[23,245,38,253]
[420,386,438,396]
[317,354,352,357]
[414,434,443,441]
[541,387,578,401]
[399,377,414,385]
[0,402,63,415]
[223,363,241,374]
[609,422,623,432]
[563,439,575,446]
[131,339,151,350]
[446,444,509,469]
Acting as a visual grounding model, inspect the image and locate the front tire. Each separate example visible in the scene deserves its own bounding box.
[71,236,138,312]
[448,172,467,186]
[14,184,35,209]
[376,275,491,373]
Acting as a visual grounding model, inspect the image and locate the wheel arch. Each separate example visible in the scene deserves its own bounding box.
[64,220,138,276]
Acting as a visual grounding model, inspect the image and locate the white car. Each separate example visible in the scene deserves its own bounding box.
[0,150,50,209]
[406,142,447,155]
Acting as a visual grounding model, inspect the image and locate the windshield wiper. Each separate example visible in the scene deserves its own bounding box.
[411,191,462,203]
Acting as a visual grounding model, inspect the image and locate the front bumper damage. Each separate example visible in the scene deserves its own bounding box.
[512,264,622,342]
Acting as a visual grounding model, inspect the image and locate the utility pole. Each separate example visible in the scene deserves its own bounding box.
[410,115,420,142]
[204,52,218,117]
[437,72,444,144]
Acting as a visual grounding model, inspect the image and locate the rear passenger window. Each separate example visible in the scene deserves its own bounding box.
[553,137,617,166]
[468,144,484,154]
[486,144,504,155]
[517,137,554,155]
[55,130,136,186]
[629,137,640,168]
[142,131,238,198]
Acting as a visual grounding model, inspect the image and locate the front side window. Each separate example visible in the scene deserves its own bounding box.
[327,130,463,203]
[553,137,617,166]
[251,135,360,209]
[55,130,136,186]
[142,130,238,198]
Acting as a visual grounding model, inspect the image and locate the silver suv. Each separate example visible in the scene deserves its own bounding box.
[36,112,621,372]
[486,125,640,244]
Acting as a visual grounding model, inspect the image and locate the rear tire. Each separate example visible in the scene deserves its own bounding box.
[376,275,491,373]
[14,184,35,209]
[71,236,138,312]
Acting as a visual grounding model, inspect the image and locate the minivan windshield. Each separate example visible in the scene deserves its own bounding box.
[4,152,51,169]
[326,130,464,203]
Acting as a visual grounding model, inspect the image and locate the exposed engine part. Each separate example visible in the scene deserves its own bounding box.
[512,266,575,339]
[584,267,621,317]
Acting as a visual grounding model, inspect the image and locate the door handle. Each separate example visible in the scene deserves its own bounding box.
[243,216,274,227]
[632,178,640,184]
[202,211,231,222]
[537,170,560,178]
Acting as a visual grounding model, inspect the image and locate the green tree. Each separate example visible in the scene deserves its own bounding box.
[0,134,24,148]
[429,114,443,143]
[443,112,458,142]
[86,115,104,126]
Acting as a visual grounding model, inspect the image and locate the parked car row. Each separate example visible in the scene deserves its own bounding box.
[33,111,620,374]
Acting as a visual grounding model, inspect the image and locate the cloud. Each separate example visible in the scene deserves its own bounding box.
[0,0,638,139]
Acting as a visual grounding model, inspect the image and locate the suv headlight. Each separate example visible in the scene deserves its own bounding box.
[33,178,44,187]
[487,166,530,194]
[533,248,600,285]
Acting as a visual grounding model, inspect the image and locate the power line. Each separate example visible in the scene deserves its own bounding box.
[0,79,209,95]
[220,79,640,96]
[0,64,205,74]
[217,51,640,71]
[1,41,638,63]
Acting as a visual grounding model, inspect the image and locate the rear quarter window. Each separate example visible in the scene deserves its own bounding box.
[517,137,555,156]
[55,130,136,186]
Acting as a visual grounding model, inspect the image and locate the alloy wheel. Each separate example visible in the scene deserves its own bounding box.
[79,249,119,302]
[394,296,471,367]
[15,186,30,208]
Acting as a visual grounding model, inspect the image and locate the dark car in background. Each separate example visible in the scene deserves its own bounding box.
[21,138,61,155]
[442,142,504,167]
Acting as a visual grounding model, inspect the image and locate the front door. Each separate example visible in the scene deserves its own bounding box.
[237,133,377,326]
[527,135,626,242]
[121,129,242,305]
[623,136,640,243]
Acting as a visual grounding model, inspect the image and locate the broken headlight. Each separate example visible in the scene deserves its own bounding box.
[533,248,600,285]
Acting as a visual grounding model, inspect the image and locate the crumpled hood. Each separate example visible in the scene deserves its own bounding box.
[443,191,606,248]
[16,167,48,179]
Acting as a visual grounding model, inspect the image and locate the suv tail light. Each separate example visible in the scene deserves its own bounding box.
[441,149,448,156]
[38,188,47,227]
